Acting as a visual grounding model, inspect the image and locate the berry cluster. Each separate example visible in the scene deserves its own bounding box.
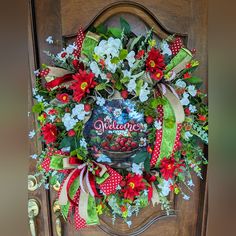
[101,134,138,152]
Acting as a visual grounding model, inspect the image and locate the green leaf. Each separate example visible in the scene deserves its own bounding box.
[59,136,73,149]
[120,17,131,35]
[49,176,57,185]
[120,76,129,83]
[132,151,149,164]
[95,83,107,91]
[96,23,107,34]
[32,102,44,113]
[119,49,128,60]
[185,77,203,84]
[115,80,123,90]
[130,35,143,50]
[108,27,122,38]
[110,57,120,64]
[150,98,159,109]
[144,155,151,173]
[135,79,143,96]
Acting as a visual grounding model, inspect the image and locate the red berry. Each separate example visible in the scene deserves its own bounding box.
[121,147,127,151]
[84,104,91,112]
[120,180,126,187]
[119,140,125,146]
[68,130,76,137]
[101,142,108,148]
[111,146,116,151]
[121,90,129,99]
[145,116,154,124]
[107,134,113,140]
[72,59,79,69]
[127,147,132,151]
[131,142,138,148]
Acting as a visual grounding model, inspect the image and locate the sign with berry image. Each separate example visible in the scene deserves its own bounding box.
[84,99,148,168]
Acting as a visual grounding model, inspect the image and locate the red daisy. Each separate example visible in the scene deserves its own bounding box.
[41,123,57,144]
[146,48,165,74]
[122,173,146,201]
[56,93,70,103]
[70,70,97,102]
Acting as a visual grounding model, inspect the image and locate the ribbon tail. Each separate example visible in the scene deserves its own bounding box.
[151,183,160,207]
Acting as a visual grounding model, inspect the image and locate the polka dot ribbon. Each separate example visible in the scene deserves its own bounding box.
[74,27,85,57]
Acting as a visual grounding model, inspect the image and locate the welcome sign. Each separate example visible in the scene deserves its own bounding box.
[84,99,147,165]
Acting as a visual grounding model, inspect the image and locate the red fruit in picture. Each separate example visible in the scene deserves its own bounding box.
[123,138,128,143]
[145,116,154,124]
[119,140,125,146]
[84,103,91,112]
[101,142,108,148]
[127,147,132,151]
[111,146,116,151]
[131,142,138,148]
[104,146,109,150]
[121,147,127,151]
[121,90,129,99]
[107,134,113,140]
[68,130,76,137]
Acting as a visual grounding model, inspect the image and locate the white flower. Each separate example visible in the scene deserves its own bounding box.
[187,180,194,187]
[139,82,150,102]
[154,120,162,130]
[161,41,172,56]
[104,115,112,123]
[30,154,38,159]
[28,130,36,139]
[90,61,101,77]
[80,138,87,148]
[127,78,136,92]
[126,221,132,228]
[32,88,38,96]
[35,95,44,102]
[129,110,139,119]
[122,70,131,78]
[140,123,148,132]
[65,43,77,54]
[44,183,49,189]
[180,92,190,106]
[158,179,172,197]
[113,108,122,117]
[96,130,103,136]
[183,194,190,200]
[72,104,89,121]
[56,50,68,61]
[184,131,193,140]
[143,189,148,196]
[48,115,56,122]
[131,163,143,175]
[96,97,106,106]
[189,104,197,113]
[97,154,111,163]
[116,185,121,190]
[46,36,53,44]
[187,85,197,97]
[33,69,40,76]
[175,79,186,88]
[126,51,136,68]
[61,147,70,152]
[139,137,147,147]
[62,113,78,131]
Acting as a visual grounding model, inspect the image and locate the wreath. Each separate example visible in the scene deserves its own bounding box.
[30,18,208,229]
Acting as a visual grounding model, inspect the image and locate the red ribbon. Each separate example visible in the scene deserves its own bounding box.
[45,74,73,90]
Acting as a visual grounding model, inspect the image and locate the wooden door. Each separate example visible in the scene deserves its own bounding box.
[28,0,208,235]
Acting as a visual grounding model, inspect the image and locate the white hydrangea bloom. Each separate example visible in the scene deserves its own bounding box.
[122,69,132,78]
[90,61,101,77]
[127,78,136,92]
[113,108,122,117]
[65,43,77,54]
[189,104,197,113]
[126,51,136,68]
[184,131,193,140]
[30,154,38,159]
[161,41,172,56]
[180,92,190,106]
[46,36,53,44]
[96,97,106,106]
[62,113,78,131]
[154,120,162,130]
[139,137,147,147]
[80,138,87,148]
[187,85,197,97]
[139,82,150,102]
[131,163,143,175]
[158,179,172,197]
[35,95,44,102]
[175,79,186,88]
[28,130,36,139]
[72,104,89,121]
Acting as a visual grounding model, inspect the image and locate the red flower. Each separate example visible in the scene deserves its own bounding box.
[84,103,91,112]
[41,123,57,144]
[186,63,192,69]
[150,69,163,81]
[147,146,153,154]
[160,157,184,180]
[68,130,76,137]
[184,107,191,116]
[121,90,129,99]
[56,93,69,103]
[70,70,97,102]
[48,109,57,115]
[136,50,145,59]
[198,114,207,122]
[145,116,154,124]
[183,72,191,79]
[122,174,146,201]
[146,48,165,74]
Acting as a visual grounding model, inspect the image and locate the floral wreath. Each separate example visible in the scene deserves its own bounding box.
[30,18,208,229]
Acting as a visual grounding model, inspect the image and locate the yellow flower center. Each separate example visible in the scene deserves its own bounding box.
[129,182,135,189]
[62,95,67,101]
[167,164,173,170]
[156,72,161,78]
[80,82,88,90]
[149,60,156,68]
